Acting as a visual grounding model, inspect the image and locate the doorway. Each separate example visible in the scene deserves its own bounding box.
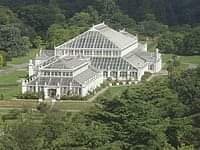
[48,89,56,99]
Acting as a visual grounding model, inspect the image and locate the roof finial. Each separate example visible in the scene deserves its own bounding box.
[90,24,97,31]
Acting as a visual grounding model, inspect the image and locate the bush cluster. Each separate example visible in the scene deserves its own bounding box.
[17,92,43,99]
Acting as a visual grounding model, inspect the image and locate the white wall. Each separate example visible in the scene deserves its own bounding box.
[81,74,103,97]
[138,64,148,81]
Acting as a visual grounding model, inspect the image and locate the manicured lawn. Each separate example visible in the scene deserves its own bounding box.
[162,54,200,69]
[9,49,39,65]
[162,54,173,64]
[53,102,95,112]
[0,100,95,112]
[179,55,200,65]
[0,100,37,109]
[97,86,129,99]
[0,71,27,99]
[0,50,37,99]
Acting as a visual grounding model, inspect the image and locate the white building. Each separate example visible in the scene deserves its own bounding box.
[22,23,162,99]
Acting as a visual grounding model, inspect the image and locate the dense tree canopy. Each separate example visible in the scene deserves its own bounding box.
[1,71,199,149]
[0,1,199,148]
[0,25,31,58]
[0,0,200,59]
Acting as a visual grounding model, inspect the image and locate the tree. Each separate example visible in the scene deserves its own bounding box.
[0,6,19,25]
[0,25,31,58]
[47,24,85,48]
[166,55,181,78]
[0,51,7,66]
[32,35,43,48]
[138,19,168,37]
[172,67,200,112]
[182,27,200,55]
[0,54,3,68]
[69,12,93,27]
[17,5,58,35]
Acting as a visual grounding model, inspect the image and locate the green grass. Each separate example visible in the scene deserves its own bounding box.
[0,71,27,99]
[53,102,95,112]
[9,49,39,65]
[0,49,38,99]
[162,54,200,69]
[0,100,37,109]
[97,86,129,99]
[179,56,200,65]
[0,100,94,113]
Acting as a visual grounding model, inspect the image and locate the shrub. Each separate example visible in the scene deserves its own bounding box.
[17,92,42,99]
[36,102,50,113]
[0,94,4,100]
[141,72,152,81]
[60,95,86,101]
[1,110,20,122]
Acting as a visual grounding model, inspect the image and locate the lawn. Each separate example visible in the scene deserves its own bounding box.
[9,48,39,65]
[0,71,27,99]
[53,102,95,112]
[179,55,200,65]
[0,49,38,99]
[147,38,200,67]
[162,54,200,69]
[0,100,95,112]
[97,86,129,100]
[0,100,37,109]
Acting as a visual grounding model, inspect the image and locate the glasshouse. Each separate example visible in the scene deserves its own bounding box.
[22,23,162,99]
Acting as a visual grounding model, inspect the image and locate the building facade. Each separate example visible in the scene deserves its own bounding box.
[22,23,162,99]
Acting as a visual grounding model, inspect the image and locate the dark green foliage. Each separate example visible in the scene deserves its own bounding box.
[137,19,168,37]
[0,1,199,149]
[0,51,7,66]
[87,79,194,149]
[36,102,50,113]
[141,71,152,81]
[1,0,200,58]
[158,32,185,54]
[172,67,200,113]
[169,67,200,149]
[182,28,200,55]
[60,95,87,101]
[32,35,43,48]
[0,25,31,58]
[158,27,200,55]
[0,73,199,149]
[1,109,21,122]
[17,5,60,35]
[17,92,41,99]
[0,6,19,25]
[47,24,86,48]
[117,0,200,25]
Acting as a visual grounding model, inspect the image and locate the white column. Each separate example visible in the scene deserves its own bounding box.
[56,83,61,99]
[29,59,34,77]
[35,81,39,93]
[127,71,130,80]
[108,70,111,78]
[22,80,27,94]
[144,42,147,52]
[44,82,48,99]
